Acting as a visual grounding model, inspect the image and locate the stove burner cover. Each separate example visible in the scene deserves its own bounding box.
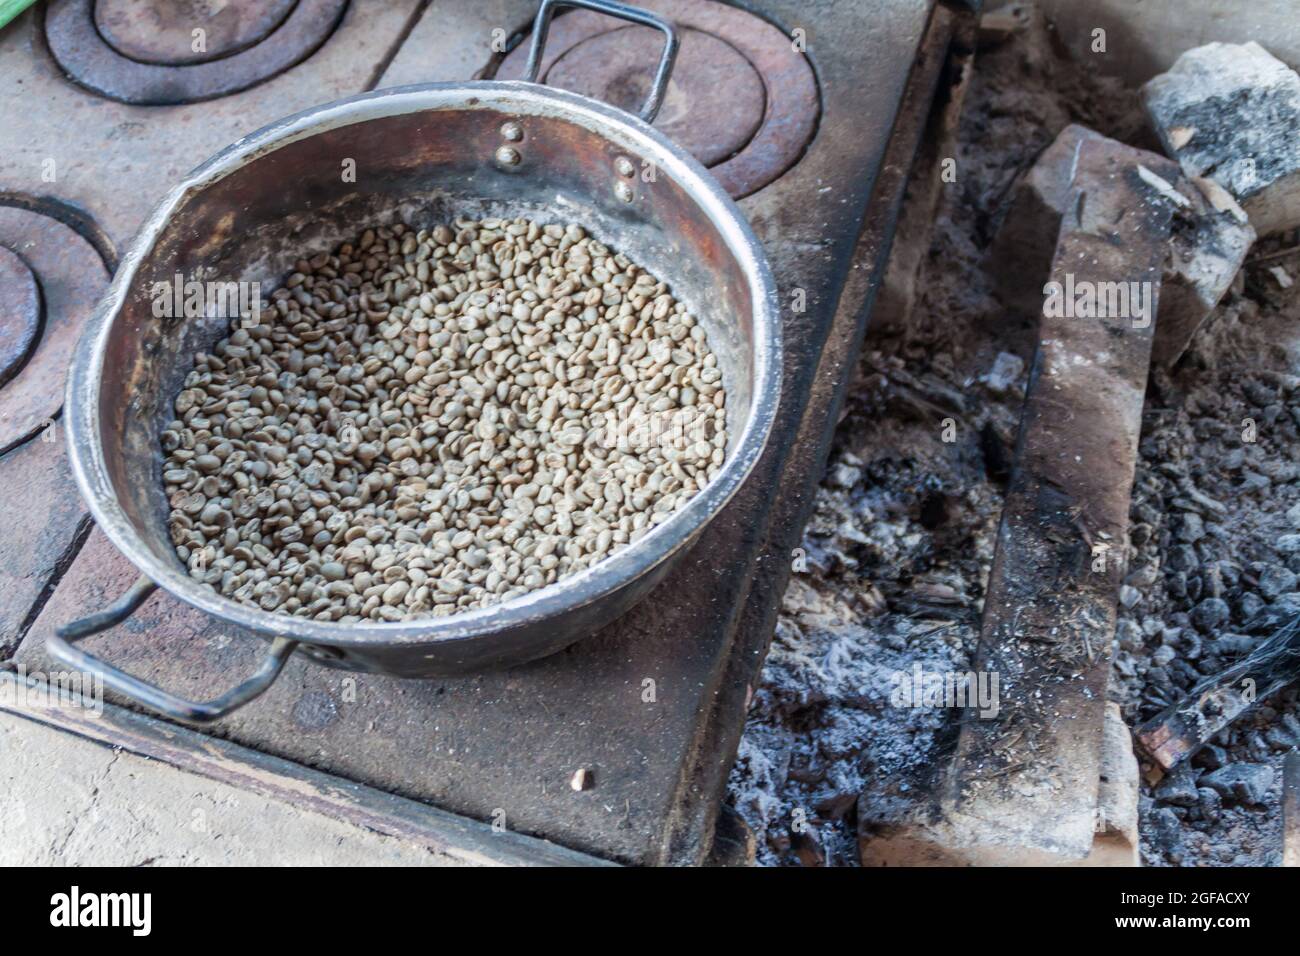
[0,203,110,450]
[548,27,764,167]
[497,0,818,198]
[0,247,41,391]
[45,0,348,105]
[95,0,299,67]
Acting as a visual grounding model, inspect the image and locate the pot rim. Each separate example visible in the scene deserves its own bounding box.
[65,80,782,648]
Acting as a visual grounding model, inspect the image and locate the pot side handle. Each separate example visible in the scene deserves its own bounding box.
[48,575,299,725]
[523,0,680,124]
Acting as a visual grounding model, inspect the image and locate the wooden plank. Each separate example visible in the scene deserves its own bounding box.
[862,137,1181,864]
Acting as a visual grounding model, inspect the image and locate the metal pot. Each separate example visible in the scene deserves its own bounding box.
[50,0,781,724]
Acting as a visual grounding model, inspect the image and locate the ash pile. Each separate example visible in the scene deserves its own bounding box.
[728,3,1300,867]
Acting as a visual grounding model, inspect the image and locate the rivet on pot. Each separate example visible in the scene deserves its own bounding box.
[614,156,635,178]
[495,145,521,167]
[614,181,634,203]
[500,121,524,142]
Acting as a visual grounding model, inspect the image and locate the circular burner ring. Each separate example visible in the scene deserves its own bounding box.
[496,0,819,198]
[95,0,300,67]
[0,203,111,451]
[546,26,766,169]
[46,0,349,106]
[0,247,42,391]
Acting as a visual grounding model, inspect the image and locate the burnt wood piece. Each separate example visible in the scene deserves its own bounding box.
[942,139,1179,857]
[1136,615,1300,770]
[863,137,1181,864]
[15,0,948,866]
[989,123,1253,371]
[948,139,1180,853]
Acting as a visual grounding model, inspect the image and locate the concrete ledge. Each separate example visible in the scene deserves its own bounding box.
[0,671,611,866]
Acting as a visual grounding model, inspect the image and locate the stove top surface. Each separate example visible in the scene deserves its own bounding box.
[1,0,945,864]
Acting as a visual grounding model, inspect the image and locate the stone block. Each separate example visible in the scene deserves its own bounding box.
[1144,41,1300,236]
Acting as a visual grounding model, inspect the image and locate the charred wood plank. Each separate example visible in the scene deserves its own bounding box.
[863,137,1181,864]
[1136,615,1300,770]
[942,140,1180,857]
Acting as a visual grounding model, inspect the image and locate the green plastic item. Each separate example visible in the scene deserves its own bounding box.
[0,0,37,32]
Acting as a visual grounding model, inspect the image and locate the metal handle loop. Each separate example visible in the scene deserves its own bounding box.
[49,575,298,725]
[523,0,680,124]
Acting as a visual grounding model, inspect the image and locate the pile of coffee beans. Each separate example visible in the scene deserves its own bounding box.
[161,218,727,622]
